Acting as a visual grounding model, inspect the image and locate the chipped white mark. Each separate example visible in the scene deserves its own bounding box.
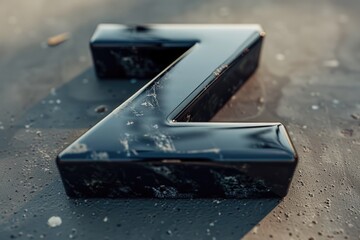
[131,107,143,117]
[141,101,154,108]
[119,138,131,157]
[90,151,109,160]
[213,64,228,76]
[84,179,101,187]
[152,185,178,198]
[126,121,134,125]
[67,143,88,154]
[47,216,62,227]
[147,86,159,106]
[151,133,175,152]
[151,166,172,177]
[131,149,139,156]
[186,148,221,154]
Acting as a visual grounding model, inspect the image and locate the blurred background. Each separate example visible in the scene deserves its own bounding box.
[0,0,359,239]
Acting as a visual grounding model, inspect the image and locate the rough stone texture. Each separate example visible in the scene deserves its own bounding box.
[0,0,359,239]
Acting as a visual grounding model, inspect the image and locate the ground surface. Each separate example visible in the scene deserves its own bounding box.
[0,0,359,239]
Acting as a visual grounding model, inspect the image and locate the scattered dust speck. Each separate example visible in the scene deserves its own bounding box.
[130,79,137,84]
[47,32,70,47]
[79,56,87,63]
[82,78,89,84]
[36,130,42,137]
[69,228,77,239]
[67,143,88,154]
[310,92,320,97]
[311,105,319,110]
[324,198,331,208]
[309,193,314,197]
[332,99,340,105]
[340,129,354,137]
[323,59,339,68]
[275,53,285,61]
[302,146,310,153]
[252,225,259,234]
[50,88,57,96]
[127,121,134,125]
[350,113,359,120]
[94,105,108,113]
[47,216,62,227]
[103,217,108,222]
[258,97,265,104]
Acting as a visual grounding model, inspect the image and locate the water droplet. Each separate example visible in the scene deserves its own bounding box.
[47,216,62,227]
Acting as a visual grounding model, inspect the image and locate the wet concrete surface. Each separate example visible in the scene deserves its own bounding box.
[0,0,359,239]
